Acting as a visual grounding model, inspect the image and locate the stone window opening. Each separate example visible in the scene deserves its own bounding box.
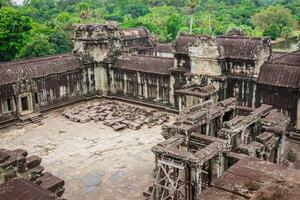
[2,98,14,113]
[20,96,29,111]
[60,86,67,98]
[34,92,39,104]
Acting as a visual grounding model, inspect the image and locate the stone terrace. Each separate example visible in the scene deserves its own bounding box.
[0,100,174,200]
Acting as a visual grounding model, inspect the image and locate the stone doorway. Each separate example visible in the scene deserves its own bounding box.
[19,93,33,115]
[21,96,29,111]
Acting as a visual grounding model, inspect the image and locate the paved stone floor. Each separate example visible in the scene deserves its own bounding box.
[0,100,169,200]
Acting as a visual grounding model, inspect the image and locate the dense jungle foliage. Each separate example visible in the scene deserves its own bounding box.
[0,0,299,61]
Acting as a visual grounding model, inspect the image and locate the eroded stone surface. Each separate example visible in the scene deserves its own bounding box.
[0,100,172,200]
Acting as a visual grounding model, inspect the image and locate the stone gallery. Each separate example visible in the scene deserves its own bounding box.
[0,23,300,200]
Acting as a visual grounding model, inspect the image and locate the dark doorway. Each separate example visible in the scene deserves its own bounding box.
[21,96,29,111]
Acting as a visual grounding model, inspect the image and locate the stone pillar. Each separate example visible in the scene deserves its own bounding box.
[109,68,116,93]
[169,75,175,106]
[137,72,142,97]
[222,80,227,100]
[156,78,160,101]
[144,81,148,98]
[82,69,88,93]
[252,83,256,108]
[206,122,210,136]
[178,96,182,112]
[99,65,108,94]
[217,153,224,177]
[297,97,300,129]
[241,129,246,145]
[277,135,286,164]
[220,114,224,130]
[124,73,128,95]
[191,166,202,199]
[187,96,194,107]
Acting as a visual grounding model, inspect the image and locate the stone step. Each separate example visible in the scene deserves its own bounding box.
[30,116,42,124]
[287,132,300,142]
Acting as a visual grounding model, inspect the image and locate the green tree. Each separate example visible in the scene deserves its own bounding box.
[19,34,56,58]
[166,13,184,40]
[206,0,214,31]
[281,26,292,39]
[124,4,149,18]
[263,24,280,40]
[252,5,297,35]
[49,32,71,54]
[0,0,12,8]
[23,0,59,22]
[186,0,200,33]
[54,12,79,35]
[0,7,31,61]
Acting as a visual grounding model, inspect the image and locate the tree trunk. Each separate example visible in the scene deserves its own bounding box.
[189,14,194,33]
[209,14,212,31]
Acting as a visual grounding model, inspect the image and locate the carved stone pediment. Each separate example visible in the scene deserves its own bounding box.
[13,79,37,95]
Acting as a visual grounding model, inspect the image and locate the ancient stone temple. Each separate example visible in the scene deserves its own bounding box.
[0,23,299,200]
[0,23,298,131]
[145,97,289,199]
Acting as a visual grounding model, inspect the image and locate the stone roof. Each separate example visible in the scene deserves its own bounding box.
[271,51,286,59]
[176,84,217,98]
[199,157,300,200]
[258,50,300,88]
[120,27,150,40]
[217,36,268,60]
[156,43,173,53]
[0,54,83,86]
[175,33,199,54]
[0,178,59,200]
[113,55,173,75]
[175,33,270,60]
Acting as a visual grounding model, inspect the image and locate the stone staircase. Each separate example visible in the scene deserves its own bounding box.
[29,114,42,124]
[18,112,43,125]
[287,131,300,142]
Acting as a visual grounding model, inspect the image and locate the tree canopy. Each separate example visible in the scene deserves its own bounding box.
[0,0,299,61]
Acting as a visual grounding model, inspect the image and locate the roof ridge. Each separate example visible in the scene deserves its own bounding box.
[0,54,73,66]
[217,35,262,40]
[178,32,204,37]
[270,50,300,64]
[123,54,174,60]
[265,62,300,67]
[121,27,147,31]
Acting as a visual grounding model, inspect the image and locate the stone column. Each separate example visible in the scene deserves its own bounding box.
[169,75,175,106]
[252,83,257,108]
[191,166,202,199]
[277,135,286,164]
[220,114,224,130]
[156,78,160,101]
[217,153,225,177]
[109,68,116,93]
[297,97,300,129]
[99,65,108,94]
[137,72,142,97]
[144,81,148,98]
[178,96,182,112]
[124,73,128,95]
[206,122,210,136]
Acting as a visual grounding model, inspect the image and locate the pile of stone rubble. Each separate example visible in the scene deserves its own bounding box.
[62,101,169,131]
[0,148,65,198]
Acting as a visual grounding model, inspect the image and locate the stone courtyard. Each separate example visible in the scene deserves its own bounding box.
[0,100,172,200]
